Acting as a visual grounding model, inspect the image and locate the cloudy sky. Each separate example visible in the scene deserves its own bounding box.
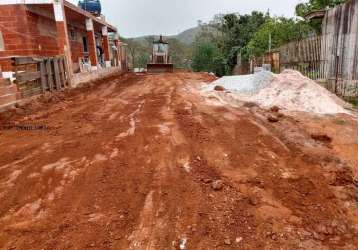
[71,0,305,38]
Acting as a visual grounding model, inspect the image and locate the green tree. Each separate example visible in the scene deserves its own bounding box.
[125,39,150,70]
[218,11,270,73]
[296,0,347,17]
[166,38,192,69]
[246,17,314,58]
[191,38,225,76]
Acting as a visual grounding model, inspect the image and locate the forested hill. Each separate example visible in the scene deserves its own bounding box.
[129,24,218,45]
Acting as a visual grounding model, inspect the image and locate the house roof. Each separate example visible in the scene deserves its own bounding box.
[64,0,117,32]
[304,9,327,21]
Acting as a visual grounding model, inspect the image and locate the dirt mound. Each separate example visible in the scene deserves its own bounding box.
[253,70,350,114]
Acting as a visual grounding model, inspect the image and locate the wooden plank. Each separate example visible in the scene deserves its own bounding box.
[11,57,42,66]
[53,57,61,90]
[63,57,69,87]
[45,58,54,91]
[15,71,41,83]
[40,61,47,93]
[59,57,66,88]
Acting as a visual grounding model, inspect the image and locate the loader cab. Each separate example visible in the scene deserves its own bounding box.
[147,35,174,73]
[152,36,169,64]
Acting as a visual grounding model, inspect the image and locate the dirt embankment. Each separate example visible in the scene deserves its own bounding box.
[0,72,357,249]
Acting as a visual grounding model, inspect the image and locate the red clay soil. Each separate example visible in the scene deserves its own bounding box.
[0,72,357,249]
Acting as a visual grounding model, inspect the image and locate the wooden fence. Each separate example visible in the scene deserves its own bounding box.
[12,56,69,98]
[320,0,358,97]
[260,0,358,97]
[279,36,326,81]
[277,35,358,97]
[247,33,358,97]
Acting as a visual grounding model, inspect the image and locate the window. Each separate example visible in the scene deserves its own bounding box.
[0,31,4,51]
[69,28,76,41]
[82,36,88,53]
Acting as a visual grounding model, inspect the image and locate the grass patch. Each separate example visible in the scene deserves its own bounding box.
[334,119,346,125]
[344,97,358,108]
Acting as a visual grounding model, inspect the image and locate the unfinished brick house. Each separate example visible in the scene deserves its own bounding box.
[0,0,127,108]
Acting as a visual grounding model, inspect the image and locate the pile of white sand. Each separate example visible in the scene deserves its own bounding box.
[202,70,274,95]
[202,70,350,115]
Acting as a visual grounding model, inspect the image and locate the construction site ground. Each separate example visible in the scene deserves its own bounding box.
[0,72,357,249]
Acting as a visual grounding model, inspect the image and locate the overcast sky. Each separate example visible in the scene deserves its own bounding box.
[70,0,305,38]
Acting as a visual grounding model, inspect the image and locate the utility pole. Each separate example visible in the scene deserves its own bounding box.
[268,33,272,53]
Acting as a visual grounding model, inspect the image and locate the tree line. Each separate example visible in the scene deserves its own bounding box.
[191,0,348,76]
[124,0,348,75]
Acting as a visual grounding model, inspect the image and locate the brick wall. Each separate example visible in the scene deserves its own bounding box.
[87,31,97,66]
[0,5,61,72]
[69,27,86,63]
[31,12,59,56]
[0,5,34,71]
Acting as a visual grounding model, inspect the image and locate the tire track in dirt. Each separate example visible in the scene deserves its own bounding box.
[0,72,357,249]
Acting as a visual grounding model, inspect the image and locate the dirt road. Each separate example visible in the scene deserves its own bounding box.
[0,72,357,249]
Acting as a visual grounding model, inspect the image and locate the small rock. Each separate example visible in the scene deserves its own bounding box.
[211,180,224,191]
[243,102,258,108]
[316,223,333,235]
[235,237,243,243]
[214,85,225,91]
[313,232,325,241]
[267,115,279,123]
[277,113,284,118]
[298,230,312,240]
[336,223,347,234]
[329,236,341,243]
[224,238,231,245]
[249,196,259,206]
[271,233,278,241]
[311,133,332,143]
[270,106,280,112]
[203,178,212,184]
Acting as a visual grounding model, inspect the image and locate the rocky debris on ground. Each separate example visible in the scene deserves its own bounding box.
[224,237,231,245]
[214,85,226,91]
[267,115,280,123]
[311,133,332,143]
[211,180,224,191]
[1,72,357,249]
[243,102,259,108]
[249,196,259,206]
[270,105,280,112]
[235,237,243,243]
[202,178,212,184]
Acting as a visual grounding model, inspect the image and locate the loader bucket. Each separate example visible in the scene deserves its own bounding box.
[147,63,174,73]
